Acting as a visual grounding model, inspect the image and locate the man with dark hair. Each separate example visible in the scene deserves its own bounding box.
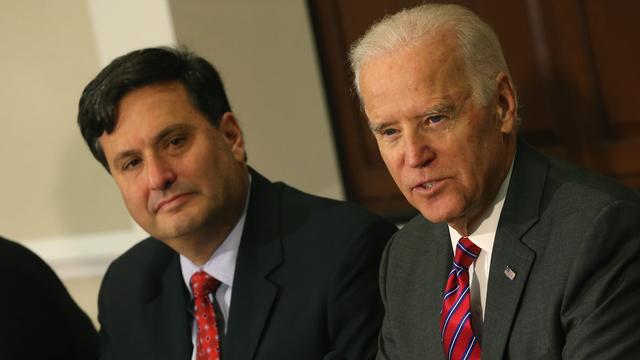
[78,46,396,360]
[79,47,232,170]
[350,3,640,360]
[0,236,98,359]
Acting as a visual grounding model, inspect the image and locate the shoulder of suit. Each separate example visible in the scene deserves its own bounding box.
[252,168,389,220]
[396,213,434,234]
[383,214,439,253]
[0,236,38,265]
[0,237,76,303]
[0,236,55,274]
[103,237,174,283]
[544,156,640,211]
[272,180,391,221]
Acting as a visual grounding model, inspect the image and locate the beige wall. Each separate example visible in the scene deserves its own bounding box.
[0,0,131,242]
[1,0,341,325]
[169,0,342,199]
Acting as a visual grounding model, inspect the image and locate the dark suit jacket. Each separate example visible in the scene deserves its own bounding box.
[0,236,99,360]
[377,141,640,360]
[98,170,397,360]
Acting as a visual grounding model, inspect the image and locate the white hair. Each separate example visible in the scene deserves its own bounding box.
[349,3,514,107]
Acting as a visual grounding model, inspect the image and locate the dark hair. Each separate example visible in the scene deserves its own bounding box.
[77,46,232,170]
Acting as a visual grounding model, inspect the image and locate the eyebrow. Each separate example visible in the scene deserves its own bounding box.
[426,102,455,115]
[152,123,192,146]
[111,123,193,168]
[367,102,456,133]
[368,120,392,133]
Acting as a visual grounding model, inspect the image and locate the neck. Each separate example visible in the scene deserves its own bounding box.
[172,232,228,266]
[162,216,235,266]
[450,140,516,236]
[166,176,249,266]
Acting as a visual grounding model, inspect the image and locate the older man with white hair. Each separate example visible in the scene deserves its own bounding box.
[351,3,640,360]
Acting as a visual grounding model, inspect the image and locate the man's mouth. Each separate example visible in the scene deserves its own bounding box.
[412,178,446,193]
[154,192,194,213]
[423,181,436,189]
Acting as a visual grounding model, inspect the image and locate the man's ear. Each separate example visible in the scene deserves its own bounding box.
[219,112,246,162]
[495,72,517,134]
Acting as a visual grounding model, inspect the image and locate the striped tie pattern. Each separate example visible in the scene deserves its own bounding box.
[440,237,482,360]
[191,271,222,360]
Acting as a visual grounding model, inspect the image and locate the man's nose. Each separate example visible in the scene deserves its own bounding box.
[146,156,176,191]
[405,132,435,168]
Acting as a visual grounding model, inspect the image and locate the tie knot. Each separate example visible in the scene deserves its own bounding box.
[454,237,481,269]
[190,271,220,299]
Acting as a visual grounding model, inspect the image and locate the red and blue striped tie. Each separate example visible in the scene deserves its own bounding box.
[440,237,482,360]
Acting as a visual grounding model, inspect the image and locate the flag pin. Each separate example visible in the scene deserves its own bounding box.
[504,266,516,280]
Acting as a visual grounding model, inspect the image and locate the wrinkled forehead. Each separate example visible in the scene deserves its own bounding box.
[359,37,469,105]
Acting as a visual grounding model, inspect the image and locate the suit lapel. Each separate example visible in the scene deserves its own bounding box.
[146,250,192,359]
[225,170,283,360]
[481,141,548,359]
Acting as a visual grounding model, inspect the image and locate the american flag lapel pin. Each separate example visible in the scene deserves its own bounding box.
[504,265,516,280]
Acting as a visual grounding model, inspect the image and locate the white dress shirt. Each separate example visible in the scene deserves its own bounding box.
[448,160,514,342]
[180,176,250,360]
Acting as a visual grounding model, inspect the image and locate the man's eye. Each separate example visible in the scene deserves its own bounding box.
[428,115,444,124]
[382,128,398,137]
[123,158,141,171]
[168,136,185,146]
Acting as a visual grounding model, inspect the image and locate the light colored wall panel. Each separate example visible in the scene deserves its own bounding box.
[87,0,176,65]
[0,0,131,242]
[169,0,343,200]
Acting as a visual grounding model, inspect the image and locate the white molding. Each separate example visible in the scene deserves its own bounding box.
[24,229,142,279]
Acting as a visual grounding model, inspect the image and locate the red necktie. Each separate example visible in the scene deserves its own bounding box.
[440,237,482,360]
[190,271,222,360]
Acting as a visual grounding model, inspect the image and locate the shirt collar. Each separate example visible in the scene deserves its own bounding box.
[180,173,251,295]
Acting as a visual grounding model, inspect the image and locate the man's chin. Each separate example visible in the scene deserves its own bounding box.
[413,201,461,225]
[149,209,204,236]
[419,212,450,224]
[147,220,198,242]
